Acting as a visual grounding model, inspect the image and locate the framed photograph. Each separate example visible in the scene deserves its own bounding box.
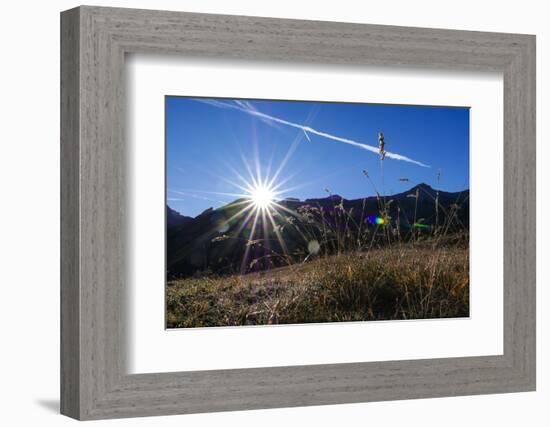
[164,95,472,329]
[61,6,535,420]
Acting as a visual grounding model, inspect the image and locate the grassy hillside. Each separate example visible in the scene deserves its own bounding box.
[166,238,469,328]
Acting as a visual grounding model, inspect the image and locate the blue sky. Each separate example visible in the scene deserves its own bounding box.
[166,97,469,218]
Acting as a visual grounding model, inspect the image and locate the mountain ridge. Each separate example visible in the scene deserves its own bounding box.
[169,183,467,219]
[166,183,469,279]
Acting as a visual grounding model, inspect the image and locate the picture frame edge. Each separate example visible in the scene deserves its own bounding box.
[60,5,536,420]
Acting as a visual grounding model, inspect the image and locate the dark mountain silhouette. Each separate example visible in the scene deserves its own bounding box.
[167,206,192,228]
[166,183,469,279]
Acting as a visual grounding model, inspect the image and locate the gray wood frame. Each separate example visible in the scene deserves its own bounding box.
[61,5,536,420]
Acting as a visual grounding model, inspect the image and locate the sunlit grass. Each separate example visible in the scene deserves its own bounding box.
[167,242,469,328]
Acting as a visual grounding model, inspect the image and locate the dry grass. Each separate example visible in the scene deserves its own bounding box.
[166,241,469,328]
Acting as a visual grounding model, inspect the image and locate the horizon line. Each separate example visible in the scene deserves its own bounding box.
[167,183,470,218]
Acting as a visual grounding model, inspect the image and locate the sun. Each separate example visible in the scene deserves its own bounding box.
[249,183,275,210]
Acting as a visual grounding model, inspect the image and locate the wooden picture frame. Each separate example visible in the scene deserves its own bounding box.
[60,5,536,420]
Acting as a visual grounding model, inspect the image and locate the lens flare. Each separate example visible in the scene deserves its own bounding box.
[412,222,430,229]
[308,240,321,255]
[367,215,386,225]
[249,184,275,210]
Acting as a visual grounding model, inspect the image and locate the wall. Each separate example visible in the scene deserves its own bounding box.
[0,0,546,425]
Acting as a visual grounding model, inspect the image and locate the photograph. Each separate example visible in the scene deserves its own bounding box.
[165,96,470,328]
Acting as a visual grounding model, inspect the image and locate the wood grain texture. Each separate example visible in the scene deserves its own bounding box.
[60,7,80,419]
[60,5,536,420]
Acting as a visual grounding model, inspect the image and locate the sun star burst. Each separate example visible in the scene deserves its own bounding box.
[248,184,275,210]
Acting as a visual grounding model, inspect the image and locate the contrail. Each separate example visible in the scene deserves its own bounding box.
[196,99,430,168]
